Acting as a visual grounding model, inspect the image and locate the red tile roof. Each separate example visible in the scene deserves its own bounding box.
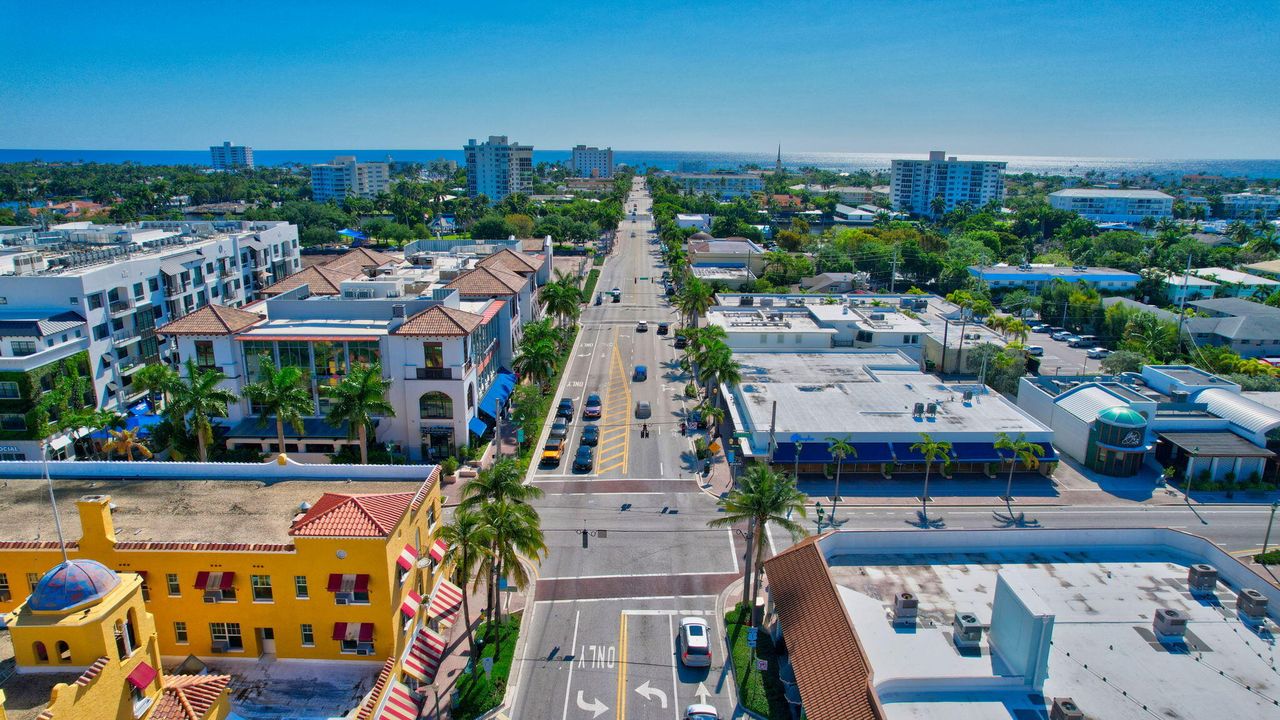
[476,248,541,275]
[113,541,295,553]
[445,266,527,296]
[74,656,110,687]
[393,304,484,337]
[356,658,398,720]
[157,304,264,336]
[288,491,416,538]
[261,264,358,296]
[151,674,232,720]
[763,534,882,720]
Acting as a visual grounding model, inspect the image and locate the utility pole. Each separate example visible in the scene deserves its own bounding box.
[1175,251,1193,348]
[889,249,899,294]
[1263,500,1279,557]
[940,319,950,374]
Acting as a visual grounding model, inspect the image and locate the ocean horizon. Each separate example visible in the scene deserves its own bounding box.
[3,148,1279,179]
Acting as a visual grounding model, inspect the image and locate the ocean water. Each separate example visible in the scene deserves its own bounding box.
[2,148,1279,179]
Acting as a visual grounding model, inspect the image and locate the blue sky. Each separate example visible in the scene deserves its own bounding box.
[2,0,1277,157]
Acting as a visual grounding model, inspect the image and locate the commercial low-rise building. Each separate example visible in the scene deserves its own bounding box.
[1189,266,1279,298]
[687,234,767,275]
[675,213,712,232]
[968,264,1141,292]
[667,172,764,199]
[707,297,930,360]
[1048,188,1174,222]
[1220,192,1280,219]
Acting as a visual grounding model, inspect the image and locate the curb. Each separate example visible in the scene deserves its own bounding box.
[715,576,775,720]
[522,322,589,485]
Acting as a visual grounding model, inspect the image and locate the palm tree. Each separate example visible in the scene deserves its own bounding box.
[697,343,741,400]
[698,403,726,436]
[707,463,807,626]
[476,498,547,633]
[825,437,856,522]
[1248,225,1280,255]
[1006,318,1030,345]
[436,508,490,654]
[243,359,313,458]
[911,432,953,519]
[169,359,238,462]
[460,458,545,626]
[929,195,947,217]
[760,251,791,279]
[512,338,558,391]
[994,432,1045,505]
[103,428,153,461]
[675,279,714,327]
[322,363,395,464]
[1226,220,1254,247]
[132,363,179,411]
[541,277,581,328]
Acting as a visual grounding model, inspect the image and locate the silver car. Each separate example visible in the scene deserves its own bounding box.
[679,617,712,667]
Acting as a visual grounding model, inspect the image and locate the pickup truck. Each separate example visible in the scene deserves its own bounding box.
[540,437,566,466]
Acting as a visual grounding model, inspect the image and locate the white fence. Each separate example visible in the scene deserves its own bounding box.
[0,456,437,484]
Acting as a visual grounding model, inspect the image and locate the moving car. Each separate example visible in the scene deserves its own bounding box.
[634,365,647,381]
[684,705,719,720]
[635,401,651,419]
[1032,324,1053,333]
[657,322,669,335]
[583,393,602,420]
[1025,345,1045,356]
[549,421,568,441]
[674,333,688,349]
[572,445,594,472]
[1087,347,1112,359]
[540,437,565,466]
[580,424,599,446]
[611,288,621,303]
[678,617,712,667]
[557,398,575,419]
[636,320,648,332]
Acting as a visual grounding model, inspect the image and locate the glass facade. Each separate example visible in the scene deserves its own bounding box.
[241,339,385,418]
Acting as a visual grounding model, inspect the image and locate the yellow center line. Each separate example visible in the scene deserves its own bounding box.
[616,612,629,718]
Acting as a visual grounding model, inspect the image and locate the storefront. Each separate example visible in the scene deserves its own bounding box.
[1084,406,1150,477]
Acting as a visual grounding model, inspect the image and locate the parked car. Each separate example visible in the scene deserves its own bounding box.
[1025,345,1044,356]
[1051,330,1073,341]
[635,401,652,419]
[540,437,565,466]
[1069,334,1099,348]
[634,365,647,381]
[678,617,712,667]
[684,705,720,720]
[580,424,599,446]
[657,322,670,335]
[1087,347,1112,359]
[557,398,575,419]
[573,445,594,472]
[1032,324,1053,333]
[583,393,602,420]
[549,421,568,441]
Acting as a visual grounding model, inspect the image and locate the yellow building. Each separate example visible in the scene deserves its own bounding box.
[0,473,446,667]
[0,558,231,720]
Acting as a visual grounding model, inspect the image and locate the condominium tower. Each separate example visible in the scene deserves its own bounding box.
[890,150,1007,217]
[464,136,533,202]
[311,156,391,203]
[209,141,254,170]
[569,145,614,178]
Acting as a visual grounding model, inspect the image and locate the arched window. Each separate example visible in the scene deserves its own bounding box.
[33,641,48,663]
[125,609,139,653]
[419,392,453,420]
[56,640,71,663]
[114,619,129,658]
[466,384,475,409]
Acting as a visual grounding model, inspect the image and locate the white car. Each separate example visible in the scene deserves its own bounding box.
[1025,345,1044,356]
[1087,347,1111,359]
[679,617,712,667]
[636,320,648,332]
[684,704,720,720]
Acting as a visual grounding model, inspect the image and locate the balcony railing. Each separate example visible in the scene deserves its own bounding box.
[109,300,132,314]
[406,366,456,380]
[112,329,140,345]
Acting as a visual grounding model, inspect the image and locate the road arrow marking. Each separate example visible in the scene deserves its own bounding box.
[576,691,609,718]
[696,682,711,704]
[634,680,668,708]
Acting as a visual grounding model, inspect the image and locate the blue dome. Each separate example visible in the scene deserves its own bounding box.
[29,560,121,612]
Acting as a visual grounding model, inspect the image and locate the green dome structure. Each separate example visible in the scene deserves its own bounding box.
[1096,405,1146,428]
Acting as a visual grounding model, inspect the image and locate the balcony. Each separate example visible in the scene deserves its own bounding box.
[112,329,141,346]
[109,299,133,315]
[0,337,89,372]
[406,366,456,381]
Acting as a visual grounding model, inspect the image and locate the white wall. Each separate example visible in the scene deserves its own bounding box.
[0,457,436,482]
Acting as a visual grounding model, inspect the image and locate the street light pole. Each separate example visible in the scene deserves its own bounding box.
[1263,500,1280,557]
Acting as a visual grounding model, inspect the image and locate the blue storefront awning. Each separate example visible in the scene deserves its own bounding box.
[891,442,956,463]
[478,369,518,419]
[468,416,491,437]
[1036,442,1057,461]
[950,443,1007,463]
[769,442,894,464]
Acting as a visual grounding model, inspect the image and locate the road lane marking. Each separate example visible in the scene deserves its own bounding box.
[728,529,739,574]
[668,614,680,720]
[561,609,582,720]
[534,595,720,605]
[616,612,629,718]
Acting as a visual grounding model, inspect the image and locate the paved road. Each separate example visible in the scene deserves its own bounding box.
[513,178,743,720]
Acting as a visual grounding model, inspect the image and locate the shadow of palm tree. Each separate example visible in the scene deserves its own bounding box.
[909,510,947,529]
[991,510,1041,528]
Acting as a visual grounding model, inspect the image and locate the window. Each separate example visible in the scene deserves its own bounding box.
[33,641,48,663]
[26,573,40,591]
[210,622,243,651]
[11,341,36,356]
[166,573,180,596]
[174,622,188,643]
[194,340,216,370]
[0,573,9,601]
[148,277,159,292]
[427,504,437,529]
[133,282,144,299]
[300,624,315,647]
[294,575,309,599]
[0,381,19,399]
[423,341,443,368]
[69,297,78,305]
[56,640,71,663]
[1,414,27,431]
[88,293,104,310]
[251,575,273,602]
[419,392,453,419]
[341,638,361,653]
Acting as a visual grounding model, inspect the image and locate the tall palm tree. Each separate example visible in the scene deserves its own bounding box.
[675,279,714,327]
[1248,225,1280,255]
[929,195,947,217]
[707,463,807,626]
[1006,318,1030,345]
[994,432,1045,505]
[911,432,953,518]
[1226,220,1254,247]
[541,278,581,328]
[476,498,547,633]
[132,363,179,411]
[169,359,238,462]
[697,343,741,400]
[436,508,490,655]
[243,359,313,457]
[825,437,856,521]
[512,339,558,391]
[322,363,395,464]
[697,403,726,436]
[103,428,153,461]
[460,458,545,626]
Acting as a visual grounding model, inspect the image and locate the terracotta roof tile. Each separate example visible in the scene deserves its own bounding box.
[157,304,264,336]
[355,657,397,720]
[112,541,295,553]
[393,305,484,337]
[445,267,526,296]
[323,247,398,274]
[74,656,110,686]
[261,264,358,296]
[476,248,541,275]
[151,674,232,720]
[288,491,416,537]
[764,535,881,720]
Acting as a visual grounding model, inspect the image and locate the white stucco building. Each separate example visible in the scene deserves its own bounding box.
[1048,188,1174,222]
[667,173,764,199]
[311,156,391,203]
[209,141,254,170]
[569,145,614,178]
[890,150,1006,218]
[1221,192,1280,220]
[464,136,534,202]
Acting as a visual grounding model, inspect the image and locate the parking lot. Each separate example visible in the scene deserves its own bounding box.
[1024,324,1106,376]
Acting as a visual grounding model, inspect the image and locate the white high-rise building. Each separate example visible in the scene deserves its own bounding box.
[569,145,614,178]
[464,136,534,202]
[890,150,1007,217]
[209,141,254,170]
[310,156,390,203]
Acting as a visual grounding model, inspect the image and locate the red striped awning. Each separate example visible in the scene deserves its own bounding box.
[428,539,448,563]
[126,661,157,690]
[376,681,421,720]
[401,626,448,683]
[396,544,417,571]
[400,590,422,619]
[427,579,463,627]
[332,622,375,642]
[194,571,235,590]
[326,574,370,593]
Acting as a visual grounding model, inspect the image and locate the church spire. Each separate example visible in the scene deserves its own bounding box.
[775,144,782,171]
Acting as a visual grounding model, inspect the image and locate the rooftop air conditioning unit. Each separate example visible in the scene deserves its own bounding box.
[964,333,981,340]
[926,402,938,416]
[892,592,918,626]
[335,592,354,605]
[913,402,925,417]
[1237,588,1269,623]
[759,298,773,308]
[962,390,974,403]
[1050,698,1084,720]
[952,612,983,650]
[1169,390,1190,403]
[868,313,885,321]
[1152,608,1188,638]
[1187,564,1218,595]
[392,304,405,318]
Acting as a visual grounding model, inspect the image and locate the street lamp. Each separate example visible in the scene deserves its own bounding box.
[1263,500,1280,557]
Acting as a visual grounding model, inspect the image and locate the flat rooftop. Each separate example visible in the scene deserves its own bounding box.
[237,317,391,338]
[1051,188,1174,199]
[0,478,426,546]
[827,543,1279,720]
[971,264,1141,279]
[691,266,753,280]
[706,307,827,334]
[734,351,919,384]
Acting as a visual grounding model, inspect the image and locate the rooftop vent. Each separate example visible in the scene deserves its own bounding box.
[1187,564,1218,595]
[913,402,925,417]
[952,612,983,650]
[1050,698,1084,720]
[962,390,974,403]
[892,592,918,626]
[1152,608,1188,638]
[392,304,406,318]
[868,313,885,321]
[1237,588,1269,623]
[759,298,773,308]
[926,402,938,416]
